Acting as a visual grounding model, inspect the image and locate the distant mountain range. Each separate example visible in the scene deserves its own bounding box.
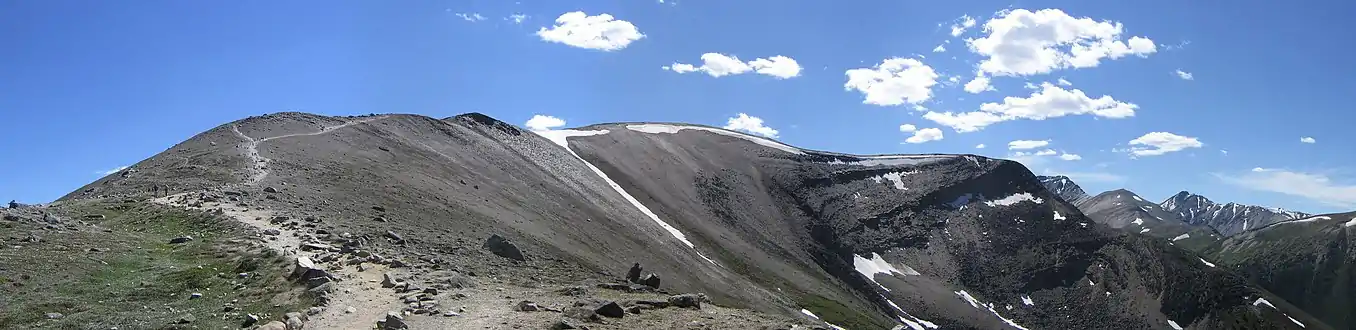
[1036,175,1309,237]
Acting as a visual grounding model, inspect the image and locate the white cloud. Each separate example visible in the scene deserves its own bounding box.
[963,75,994,93]
[97,166,129,175]
[665,53,802,79]
[899,124,918,132]
[1300,137,1316,144]
[524,115,567,131]
[1217,168,1356,208]
[1174,69,1194,80]
[723,113,780,138]
[537,12,644,51]
[1057,78,1072,86]
[1035,149,1058,156]
[950,15,977,37]
[933,44,947,53]
[1221,149,1229,155]
[1126,132,1203,156]
[923,83,1136,132]
[975,144,986,149]
[506,14,528,24]
[904,128,944,144]
[456,13,487,22]
[967,9,1156,76]
[1009,140,1051,150]
[844,58,939,106]
[1059,153,1082,161]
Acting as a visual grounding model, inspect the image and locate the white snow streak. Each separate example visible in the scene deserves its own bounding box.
[1021,296,1034,306]
[1133,195,1144,202]
[1277,215,1332,226]
[1132,218,1144,225]
[873,171,919,190]
[626,123,806,155]
[1168,320,1184,330]
[855,253,921,286]
[985,193,1044,207]
[536,129,717,265]
[1172,233,1190,241]
[954,291,1029,330]
[1288,315,1306,328]
[1053,211,1066,221]
[1200,258,1216,267]
[1346,217,1356,227]
[1139,228,1150,233]
[801,309,820,319]
[1253,297,1275,309]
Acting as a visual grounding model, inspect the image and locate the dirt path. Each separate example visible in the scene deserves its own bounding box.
[232,116,387,185]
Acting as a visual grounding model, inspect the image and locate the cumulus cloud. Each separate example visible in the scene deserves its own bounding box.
[923,83,1136,132]
[899,124,943,144]
[1057,78,1072,86]
[1009,139,1051,150]
[844,58,939,106]
[963,75,994,93]
[96,166,129,175]
[1034,149,1058,156]
[1059,153,1082,161]
[524,115,567,131]
[723,113,780,138]
[665,53,802,79]
[537,12,644,51]
[950,15,977,37]
[933,44,947,53]
[456,13,487,22]
[1300,137,1316,144]
[1125,132,1203,156]
[1174,69,1193,80]
[967,8,1156,76]
[975,144,986,149]
[1216,168,1356,208]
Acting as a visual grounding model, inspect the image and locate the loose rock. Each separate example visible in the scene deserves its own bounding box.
[668,294,702,309]
[515,300,540,312]
[594,301,625,318]
[482,234,525,261]
[168,236,193,244]
[626,263,643,283]
[641,273,662,288]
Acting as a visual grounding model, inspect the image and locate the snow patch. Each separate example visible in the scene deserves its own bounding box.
[1133,195,1144,202]
[1346,217,1356,227]
[1253,297,1275,309]
[1200,258,1216,267]
[800,309,819,319]
[1287,314,1306,328]
[855,253,921,286]
[1053,211,1066,221]
[1168,320,1184,330]
[1021,296,1034,306]
[1172,233,1190,241]
[985,193,1043,207]
[1139,228,1150,233]
[954,291,1030,330]
[536,129,717,265]
[1277,216,1331,226]
[1132,218,1144,225]
[625,123,806,155]
[872,170,919,190]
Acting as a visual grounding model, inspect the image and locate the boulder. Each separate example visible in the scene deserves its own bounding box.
[379,312,408,330]
[263,187,279,193]
[626,263,643,283]
[44,312,63,319]
[641,274,661,288]
[515,300,540,312]
[168,236,193,244]
[381,272,400,288]
[563,306,598,321]
[175,313,195,324]
[263,229,281,236]
[667,294,702,309]
[594,301,624,318]
[291,257,331,283]
[255,321,288,330]
[285,311,305,330]
[242,314,260,327]
[482,234,524,261]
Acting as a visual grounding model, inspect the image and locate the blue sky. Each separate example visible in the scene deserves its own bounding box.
[3,0,1354,213]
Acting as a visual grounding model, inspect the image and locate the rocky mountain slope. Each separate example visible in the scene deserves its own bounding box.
[41,112,1326,329]
[1078,189,1221,248]
[1194,211,1356,330]
[1036,175,1091,206]
[1161,191,1309,236]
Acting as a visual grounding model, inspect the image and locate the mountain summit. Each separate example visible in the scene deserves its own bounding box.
[1161,191,1309,236]
[1035,175,1091,206]
[16,112,1325,329]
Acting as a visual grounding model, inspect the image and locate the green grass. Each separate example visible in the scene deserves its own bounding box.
[0,200,311,329]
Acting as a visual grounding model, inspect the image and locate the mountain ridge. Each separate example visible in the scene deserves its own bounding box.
[42,112,1328,329]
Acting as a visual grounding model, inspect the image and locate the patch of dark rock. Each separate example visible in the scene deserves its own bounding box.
[594,301,624,318]
[641,274,661,288]
[482,234,524,261]
[668,294,703,309]
[169,236,193,244]
[263,187,279,193]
